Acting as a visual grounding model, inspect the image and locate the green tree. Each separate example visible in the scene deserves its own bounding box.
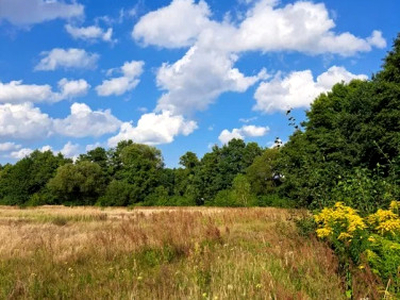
[194,139,262,203]
[78,147,109,172]
[173,151,200,203]
[246,148,280,195]
[48,161,105,205]
[179,151,199,169]
[116,143,164,204]
[0,150,70,205]
[279,34,400,210]
[231,174,253,207]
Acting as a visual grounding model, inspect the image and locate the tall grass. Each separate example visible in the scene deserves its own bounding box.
[0,206,345,299]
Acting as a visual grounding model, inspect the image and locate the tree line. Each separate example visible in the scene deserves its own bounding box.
[0,138,282,207]
[1,34,399,212]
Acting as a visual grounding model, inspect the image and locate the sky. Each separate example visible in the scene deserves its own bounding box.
[0,0,399,167]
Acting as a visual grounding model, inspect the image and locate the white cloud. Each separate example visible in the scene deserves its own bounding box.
[0,103,53,140]
[0,142,21,152]
[241,125,269,136]
[108,110,198,147]
[0,101,121,141]
[53,103,121,138]
[9,142,79,160]
[239,116,258,123]
[85,142,103,152]
[59,141,80,158]
[132,0,383,117]
[35,48,99,71]
[96,60,144,96]
[367,30,387,49]
[254,66,368,113]
[10,148,34,159]
[219,129,244,144]
[65,24,115,43]
[133,1,385,55]
[58,78,90,99]
[227,1,384,56]
[156,46,261,115]
[218,124,269,144]
[0,0,83,26]
[0,80,54,103]
[0,78,89,104]
[132,0,211,48]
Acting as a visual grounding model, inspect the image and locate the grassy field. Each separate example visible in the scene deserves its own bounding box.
[0,206,346,299]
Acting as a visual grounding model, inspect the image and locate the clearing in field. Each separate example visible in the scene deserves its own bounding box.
[0,206,345,299]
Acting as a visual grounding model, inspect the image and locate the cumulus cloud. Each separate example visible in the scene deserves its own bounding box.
[253,66,368,113]
[9,148,35,159]
[9,142,79,160]
[108,110,198,147]
[156,46,262,115]
[59,141,80,158]
[0,80,54,103]
[131,0,385,116]
[85,142,103,152]
[132,0,211,48]
[218,124,269,144]
[96,60,144,96]
[65,24,115,43]
[367,30,387,48]
[0,78,89,104]
[53,103,121,138]
[227,1,385,55]
[0,102,121,141]
[0,142,21,152]
[0,0,83,26]
[134,0,385,56]
[57,78,90,99]
[0,103,53,139]
[35,48,99,71]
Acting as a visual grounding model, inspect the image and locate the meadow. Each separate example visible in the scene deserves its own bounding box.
[0,206,348,299]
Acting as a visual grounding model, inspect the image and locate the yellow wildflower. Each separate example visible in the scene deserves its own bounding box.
[389,200,400,213]
[368,208,400,236]
[338,232,352,241]
[316,227,332,238]
[314,202,366,242]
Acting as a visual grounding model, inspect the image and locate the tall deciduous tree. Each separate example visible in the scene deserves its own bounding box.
[279,34,400,209]
[47,161,105,205]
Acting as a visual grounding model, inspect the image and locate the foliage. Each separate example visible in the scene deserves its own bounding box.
[246,148,281,195]
[314,201,400,296]
[48,161,105,205]
[116,143,164,204]
[0,150,70,205]
[194,139,262,203]
[143,186,169,206]
[205,189,235,207]
[331,167,396,214]
[231,174,254,207]
[279,35,400,210]
[97,180,132,206]
[257,194,295,208]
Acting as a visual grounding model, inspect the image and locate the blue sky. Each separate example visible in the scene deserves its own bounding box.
[0,0,399,167]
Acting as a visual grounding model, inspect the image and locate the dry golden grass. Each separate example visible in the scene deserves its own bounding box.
[0,206,345,299]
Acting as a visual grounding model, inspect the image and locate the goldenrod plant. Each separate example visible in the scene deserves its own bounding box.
[315,201,400,296]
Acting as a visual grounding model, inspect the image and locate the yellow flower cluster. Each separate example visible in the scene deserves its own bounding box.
[389,200,400,213]
[315,201,400,242]
[367,207,400,236]
[314,202,366,241]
